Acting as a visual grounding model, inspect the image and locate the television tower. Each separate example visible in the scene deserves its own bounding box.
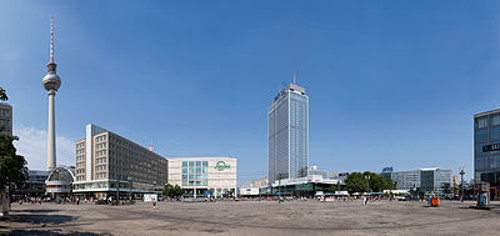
[42,17,61,172]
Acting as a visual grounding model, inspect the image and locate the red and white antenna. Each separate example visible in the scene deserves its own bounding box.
[50,16,54,63]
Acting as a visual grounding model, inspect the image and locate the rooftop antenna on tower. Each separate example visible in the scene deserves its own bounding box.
[293,71,296,84]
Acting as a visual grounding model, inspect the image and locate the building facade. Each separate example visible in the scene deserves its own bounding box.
[167,157,237,198]
[13,170,49,198]
[474,109,500,194]
[268,83,309,184]
[420,168,453,195]
[73,124,168,200]
[46,166,75,200]
[381,170,421,190]
[381,168,452,195]
[270,175,340,197]
[308,165,328,179]
[0,103,12,135]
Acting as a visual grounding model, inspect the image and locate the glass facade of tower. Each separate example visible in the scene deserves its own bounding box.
[474,109,500,194]
[268,84,309,184]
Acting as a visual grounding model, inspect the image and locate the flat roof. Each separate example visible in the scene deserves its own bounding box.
[167,157,236,161]
[474,108,500,118]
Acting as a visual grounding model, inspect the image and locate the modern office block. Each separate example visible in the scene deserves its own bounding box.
[381,170,421,190]
[474,109,500,195]
[420,167,453,195]
[381,168,452,195]
[73,124,168,200]
[268,83,309,184]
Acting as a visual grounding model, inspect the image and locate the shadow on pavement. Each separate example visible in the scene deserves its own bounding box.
[11,209,60,213]
[1,230,111,236]
[7,214,77,225]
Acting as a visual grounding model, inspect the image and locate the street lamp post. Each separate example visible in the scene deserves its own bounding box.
[278,173,282,198]
[116,176,120,205]
[389,172,393,201]
[365,175,371,194]
[459,168,465,201]
[127,177,132,202]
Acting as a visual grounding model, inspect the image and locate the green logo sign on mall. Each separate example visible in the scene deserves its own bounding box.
[215,161,230,171]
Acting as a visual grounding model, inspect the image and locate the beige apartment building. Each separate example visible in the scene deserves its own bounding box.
[168,157,237,198]
[0,103,12,135]
[73,124,167,200]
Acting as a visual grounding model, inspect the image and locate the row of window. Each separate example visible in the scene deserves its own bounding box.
[0,110,10,117]
[76,142,85,148]
[95,135,107,143]
[96,173,107,179]
[76,162,85,168]
[0,120,10,127]
[476,156,500,170]
[96,150,106,157]
[76,169,85,174]
[95,143,107,150]
[182,180,208,186]
[76,155,85,161]
[475,127,500,143]
[96,158,107,164]
[76,176,85,181]
[475,114,500,129]
[182,161,209,168]
[95,165,106,171]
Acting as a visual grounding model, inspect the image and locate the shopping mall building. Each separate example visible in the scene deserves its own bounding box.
[167,157,237,198]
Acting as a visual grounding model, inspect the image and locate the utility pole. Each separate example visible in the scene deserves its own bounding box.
[389,175,393,201]
[459,168,465,201]
[278,173,282,198]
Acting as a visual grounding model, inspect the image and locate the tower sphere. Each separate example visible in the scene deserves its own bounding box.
[43,64,61,91]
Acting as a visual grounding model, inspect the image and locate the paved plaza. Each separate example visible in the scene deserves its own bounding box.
[1,200,499,235]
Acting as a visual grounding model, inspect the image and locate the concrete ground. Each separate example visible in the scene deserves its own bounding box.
[1,199,499,235]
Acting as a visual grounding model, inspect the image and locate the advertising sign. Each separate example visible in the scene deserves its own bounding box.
[483,143,500,152]
[382,167,394,172]
[215,161,230,171]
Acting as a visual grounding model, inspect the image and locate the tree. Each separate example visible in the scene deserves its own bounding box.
[442,183,452,195]
[163,184,184,199]
[0,87,28,217]
[345,171,391,193]
[0,87,7,101]
[344,172,366,193]
[328,184,343,193]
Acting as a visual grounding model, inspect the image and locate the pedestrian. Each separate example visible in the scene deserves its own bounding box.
[152,198,157,210]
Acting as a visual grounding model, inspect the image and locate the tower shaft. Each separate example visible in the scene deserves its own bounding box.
[47,90,56,171]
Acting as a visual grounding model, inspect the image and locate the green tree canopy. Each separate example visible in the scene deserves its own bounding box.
[0,87,28,192]
[0,134,28,191]
[0,87,7,101]
[345,171,391,193]
[163,184,184,198]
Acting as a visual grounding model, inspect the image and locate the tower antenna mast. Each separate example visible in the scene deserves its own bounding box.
[293,71,296,84]
[50,16,54,63]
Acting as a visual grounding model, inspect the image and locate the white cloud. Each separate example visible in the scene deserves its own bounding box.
[13,126,75,171]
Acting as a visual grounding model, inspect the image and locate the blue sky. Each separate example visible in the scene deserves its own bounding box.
[1,1,499,184]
